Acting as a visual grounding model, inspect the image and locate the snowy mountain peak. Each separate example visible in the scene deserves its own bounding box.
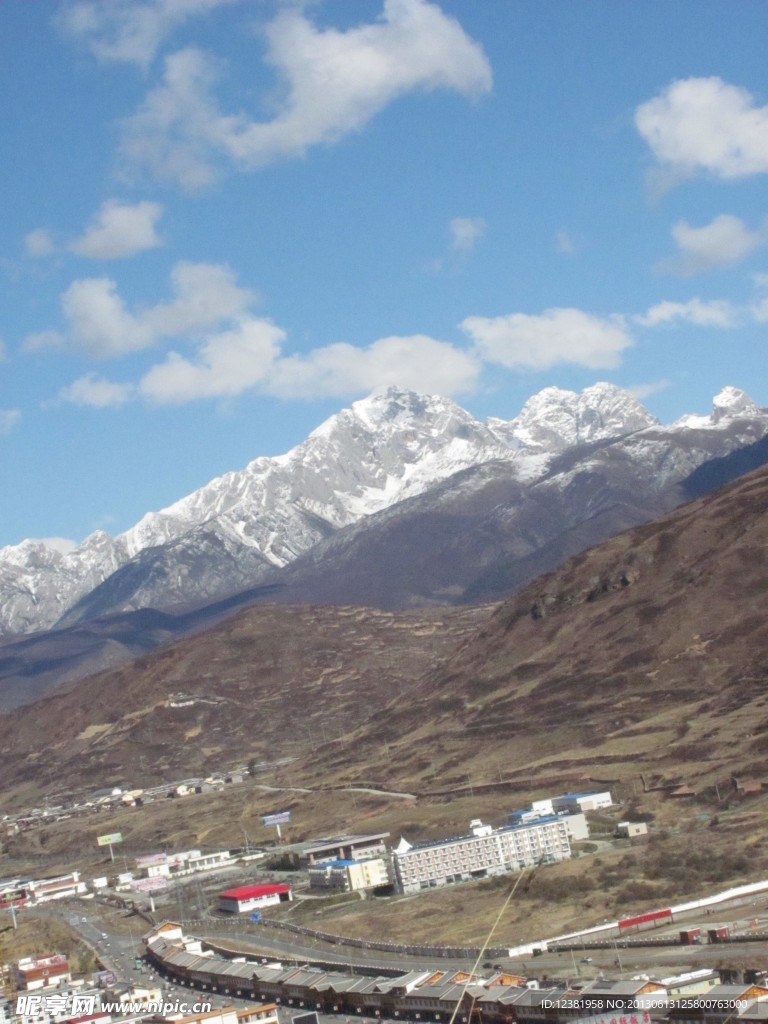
[110,385,507,574]
[0,537,68,569]
[351,385,438,424]
[488,382,658,453]
[672,386,762,430]
[712,386,760,422]
[315,386,490,442]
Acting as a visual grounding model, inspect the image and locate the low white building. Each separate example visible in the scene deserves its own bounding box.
[530,799,554,816]
[218,883,292,914]
[27,872,86,903]
[298,832,391,867]
[136,848,235,879]
[552,791,613,813]
[163,1006,279,1024]
[617,821,648,838]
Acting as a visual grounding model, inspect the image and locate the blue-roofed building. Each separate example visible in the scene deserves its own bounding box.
[307,856,390,892]
[507,808,589,841]
[552,791,613,813]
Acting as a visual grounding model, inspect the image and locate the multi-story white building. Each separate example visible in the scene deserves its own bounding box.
[308,856,390,892]
[507,808,589,841]
[12,956,70,991]
[392,817,570,894]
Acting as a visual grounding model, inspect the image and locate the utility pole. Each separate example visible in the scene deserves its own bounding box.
[613,939,623,975]
[570,948,580,976]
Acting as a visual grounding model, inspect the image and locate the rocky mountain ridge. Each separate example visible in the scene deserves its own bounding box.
[0,383,765,639]
[0,380,663,634]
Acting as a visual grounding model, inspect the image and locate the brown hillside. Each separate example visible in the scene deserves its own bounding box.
[308,460,768,800]
[2,462,767,817]
[0,602,490,807]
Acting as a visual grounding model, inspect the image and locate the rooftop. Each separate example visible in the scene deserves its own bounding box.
[312,858,364,868]
[219,883,290,900]
[399,815,565,853]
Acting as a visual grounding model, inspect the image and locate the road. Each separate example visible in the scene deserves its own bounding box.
[39,893,768,1012]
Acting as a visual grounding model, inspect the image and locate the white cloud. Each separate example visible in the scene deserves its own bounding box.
[145,262,255,336]
[635,77,768,182]
[753,270,768,317]
[25,228,55,257]
[450,217,486,253]
[0,409,20,434]
[660,214,767,275]
[70,200,164,260]
[430,216,486,274]
[461,308,632,371]
[60,328,479,406]
[59,373,135,408]
[62,277,154,357]
[139,317,283,403]
[751,270,768,320]
[30,537,79,555]
[626,379,672,401]
[121,0,492,186]
[637,298,739,328]
[266,334,480,399]
[119,49,223,189]
[57,0,235,68]
[556,229,576,254]
[23,330,65,353]
[58,261,254,357]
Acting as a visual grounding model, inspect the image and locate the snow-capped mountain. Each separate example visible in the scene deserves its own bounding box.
[1,387,510,634]
[1,382,766,637]
[487,382,658,454]
[256,384,768,611]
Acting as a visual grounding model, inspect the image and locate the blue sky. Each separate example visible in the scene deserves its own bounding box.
[2,0,768,548]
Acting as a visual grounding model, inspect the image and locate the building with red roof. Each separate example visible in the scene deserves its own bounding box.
[217,883,292,914]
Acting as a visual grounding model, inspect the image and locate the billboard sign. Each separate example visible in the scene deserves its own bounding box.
[292,1014,319,1024]
[92,970,116,987]
[262,811,291,827]
[136,853,167,866]
[97,832,123,847]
